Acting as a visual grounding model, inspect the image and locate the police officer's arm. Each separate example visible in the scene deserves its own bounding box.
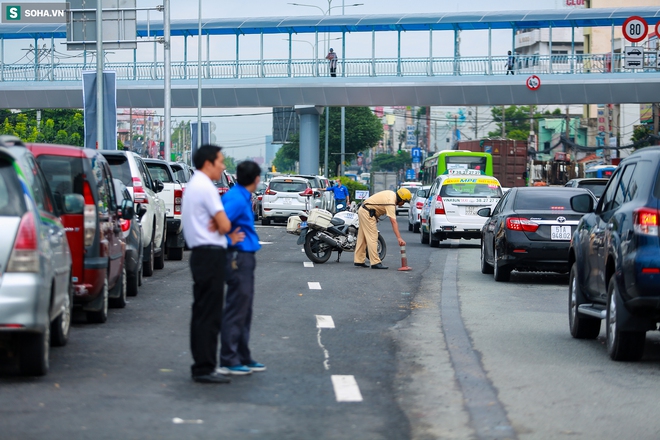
[389,216,406,247]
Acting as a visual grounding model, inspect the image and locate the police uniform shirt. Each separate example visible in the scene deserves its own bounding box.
[181,171,228,248]
[363,190,397,218]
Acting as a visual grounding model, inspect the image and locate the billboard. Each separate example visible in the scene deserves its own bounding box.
[272,107,299,144]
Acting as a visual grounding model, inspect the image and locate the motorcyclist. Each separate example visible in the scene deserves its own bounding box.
[354,188,411,270]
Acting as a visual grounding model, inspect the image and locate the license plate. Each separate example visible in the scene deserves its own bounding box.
[551,225,572,240]
[282,198,292,205]
[464,206,479,216]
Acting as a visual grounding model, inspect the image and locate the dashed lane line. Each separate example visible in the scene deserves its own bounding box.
[304,262,314,268]
[315,315,335,328]
[331,375,363,402]
[308,282,322,290]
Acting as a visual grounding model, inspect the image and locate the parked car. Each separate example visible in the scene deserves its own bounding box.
[564,178,609,199]
[261,176,312,225]
[252,182,267,221]
[408,185,430,233]
[294,175,335,213]
[101,151,167,277]
[421,175,502,247]
[479,187,593,282]
[143,159,185,261]
[397,181,423,216]
[568,148,660,361]
[213,170,234,196]
[29,143,132,319]
[0,136,73,375]
[113,179,144,297]
[169,162,193,189]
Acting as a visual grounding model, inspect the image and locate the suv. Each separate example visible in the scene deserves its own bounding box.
[101,151,167,277]
[0,136,72,375]
[261,176,312,225]
[144,159,185,261]
[169,162,193,189]
[568,148,660,361]
[294,175,334,212]
[213,170,234,196]
[564,178,609,199]
[28,143,133,321]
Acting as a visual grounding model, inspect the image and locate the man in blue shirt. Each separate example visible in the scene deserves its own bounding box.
[330,179,350,210]
[217,161,266,376]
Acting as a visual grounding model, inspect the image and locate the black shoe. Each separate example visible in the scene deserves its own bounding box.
[193,372,232,384]
[371,263,388,269]
[354,262,369,268]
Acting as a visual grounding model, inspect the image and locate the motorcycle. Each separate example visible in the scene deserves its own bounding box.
[288,206,387,264]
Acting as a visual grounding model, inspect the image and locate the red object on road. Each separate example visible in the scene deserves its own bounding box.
[398,245,412,272]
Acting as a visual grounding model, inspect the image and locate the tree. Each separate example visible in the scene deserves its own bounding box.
[631,124,653,150]
[0,109,85,146]
[488,105,534,141]
[224,156,237,174]
[370,151,411,172]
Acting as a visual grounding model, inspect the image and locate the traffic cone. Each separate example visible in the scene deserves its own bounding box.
[398,245,412,271]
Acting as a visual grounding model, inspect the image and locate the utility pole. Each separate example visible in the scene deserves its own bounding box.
[474,106,478,140]
[565,105,570,156]
[501,106,506,138]
[654,103,659,142]
[129,108,133,150]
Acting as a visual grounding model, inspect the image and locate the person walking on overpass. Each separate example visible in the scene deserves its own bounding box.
[217,161,266,377]
[354,188,411,270]
[326,48,338,77]
[506,50,515,75]
[330,179,350,211]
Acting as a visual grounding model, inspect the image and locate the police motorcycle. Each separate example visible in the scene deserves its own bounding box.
[287,199,387,264]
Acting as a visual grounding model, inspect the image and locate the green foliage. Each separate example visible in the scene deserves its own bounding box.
[272,134,298,172]
[224,156,237,174]
[632,124,653,150]
[0,110,84,146]
[334,176,367,200]
[488,105,534,141]
[370,151,411,172]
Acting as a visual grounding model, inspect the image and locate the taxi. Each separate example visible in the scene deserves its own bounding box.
[420,173,503,247]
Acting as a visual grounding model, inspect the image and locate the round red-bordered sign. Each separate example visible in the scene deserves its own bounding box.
[526,75,541,91]
[655,21,660,40]
[623,16,648,43]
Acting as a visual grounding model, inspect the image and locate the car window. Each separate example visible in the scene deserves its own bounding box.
[0,158,27,216]
[170,164,189,182]
[611,164,636,211]
[146,163,174,183]
[270,181,307,192]
[36,155,84,213]
[491,190,510,215]
[91,156,109,216]
[103,163,117,211]
[24,155,54,213]
[105,154,133,187]
[440,182,501,198]
[513,191,578,211]
[577,182,607,198]
[597,168,621,214]
[135,157,153,190]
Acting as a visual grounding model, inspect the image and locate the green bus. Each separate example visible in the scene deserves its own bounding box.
[420,150,493,184]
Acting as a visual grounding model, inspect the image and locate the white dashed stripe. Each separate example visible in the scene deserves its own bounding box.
[315,315,335,328]
[304,262,314,268]
[331,375,363,402]
[308,282,321,290]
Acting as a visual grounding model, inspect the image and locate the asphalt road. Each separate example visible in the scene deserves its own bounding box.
[2,218,660,439]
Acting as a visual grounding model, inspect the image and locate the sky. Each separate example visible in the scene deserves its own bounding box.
[8,0,576,159]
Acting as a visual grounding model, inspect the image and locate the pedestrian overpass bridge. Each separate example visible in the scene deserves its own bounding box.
[0,7,659,108]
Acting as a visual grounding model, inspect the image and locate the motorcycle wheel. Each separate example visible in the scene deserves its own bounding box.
[304,230,333,264]
[365,233,387,262]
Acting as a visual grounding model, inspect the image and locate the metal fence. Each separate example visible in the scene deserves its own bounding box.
[0,53,647,82]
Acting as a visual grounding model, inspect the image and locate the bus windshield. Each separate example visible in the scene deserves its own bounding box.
[445,156,488,174]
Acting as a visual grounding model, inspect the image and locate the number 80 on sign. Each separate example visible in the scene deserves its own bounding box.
[623,16,648,43]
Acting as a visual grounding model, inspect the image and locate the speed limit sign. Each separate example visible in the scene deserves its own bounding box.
[526,75,541,91]
[623,16,648,43]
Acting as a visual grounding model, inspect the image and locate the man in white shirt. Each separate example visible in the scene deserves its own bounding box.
[182,144,243,384]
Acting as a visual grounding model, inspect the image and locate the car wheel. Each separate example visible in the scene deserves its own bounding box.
[127,261,139,297]
[493,245,511,282]
[413,222,420,233]
[20,325,49,376]
[430,233,440,248]
[138,245,144,287]
[50,277,72,347]
[606,275,645,361]
[143,228,155,277]
[420,227,429,244]
[304,230,333,264]
[261,217,271,226]
[86,277,109,324]
[109,265,127,309]
[168,246,184,261]
[408,222,413,232]
[480,239,494,274]
[568,263,600,339]
[154,220,166,270]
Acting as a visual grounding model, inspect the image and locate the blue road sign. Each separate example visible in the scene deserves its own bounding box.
[406,169,415,180]
[411,147,421,163]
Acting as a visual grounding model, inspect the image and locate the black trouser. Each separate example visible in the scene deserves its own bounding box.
[189,246,227,377]
[220,251,256,367]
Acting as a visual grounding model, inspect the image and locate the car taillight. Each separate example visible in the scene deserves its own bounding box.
[434,196,445,215]
[133,177,148,204]
[174,189,183,215]
[7,211,39,273]
[83,181,96,247]
[634,207,659,236]
[506,217,539,233]
[257,195,263,201]
[120,218,131,233]
[416,201,424,209]
[218,187,229,195]
[265,188,277,195]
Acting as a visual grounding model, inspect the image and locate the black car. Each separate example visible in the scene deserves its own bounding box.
[564,178,609,199]
[113,179,144,298]
[568,148,660,361]
[479,187,595,282]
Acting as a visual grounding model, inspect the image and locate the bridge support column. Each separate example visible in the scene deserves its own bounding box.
[296,106,324,175]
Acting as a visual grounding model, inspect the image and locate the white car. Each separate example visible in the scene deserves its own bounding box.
[294,175,335,213]
[420,175,502,247]
[408,185,430,233]
[261,176,312,225]
[102,151,167,276]
[396,181,423,216]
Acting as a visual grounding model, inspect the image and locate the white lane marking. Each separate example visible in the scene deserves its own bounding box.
[315,315,335,328]
[301,248,305,252]
[317,328,331,370]
[304,262,314,268]
[172,418,204,424]
[331,375,363,402]
[258,241,273,245]
[308,282,322,290]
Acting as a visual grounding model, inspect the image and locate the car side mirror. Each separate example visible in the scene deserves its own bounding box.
[136,203,148,220]
[154,179,164,193]
[477,207,492,217]
[62,193,85,214]
[314,191,321,198]
[417,190,427,198]
[570,194,594,213]
[120,198,135,219]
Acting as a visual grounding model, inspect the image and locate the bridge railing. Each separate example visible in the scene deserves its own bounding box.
[0,53,641,81]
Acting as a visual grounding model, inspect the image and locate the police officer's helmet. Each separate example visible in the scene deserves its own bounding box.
[396,187,412,202]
